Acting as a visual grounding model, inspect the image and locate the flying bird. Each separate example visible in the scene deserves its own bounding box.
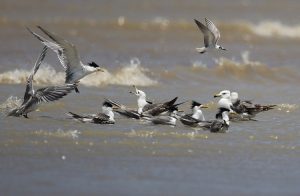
[7,47,77,118]
[27,26,105,93]
[194,18,226,54]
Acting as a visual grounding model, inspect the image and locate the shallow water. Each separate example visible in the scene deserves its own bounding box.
[1,0,300,195]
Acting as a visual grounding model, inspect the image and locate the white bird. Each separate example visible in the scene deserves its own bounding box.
[68,101,115,124]
[130,85,182,116]
[180,101,208,127]
[27,26,105,93]
[213,90,233,111]
[194,18,226,54]
[196,97,234,133]
[7,47,77,118]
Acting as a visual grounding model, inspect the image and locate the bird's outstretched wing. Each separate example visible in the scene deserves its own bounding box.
[194,19,214,47]
[23,46,48,104]
[35,84,76,103]
[205,18,220,45]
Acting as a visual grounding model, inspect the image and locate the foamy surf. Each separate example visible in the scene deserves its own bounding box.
[0,58,157,87]
[0,96,22,116]
[191,51,299,82]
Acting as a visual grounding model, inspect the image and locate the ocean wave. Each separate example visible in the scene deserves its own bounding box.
[2,16,300,39]
[191,51,299,82]
[0,96,22,116]
[0,58,157,87]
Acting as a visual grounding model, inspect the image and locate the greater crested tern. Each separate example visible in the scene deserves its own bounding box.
[7,47,77,118]
[180,101,208,127]
[27,26,104,93]
[194,18,226,54]
[68,101,115,124]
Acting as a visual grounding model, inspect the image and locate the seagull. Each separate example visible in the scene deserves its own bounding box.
[27,26,105,93]
[7,47,77,118]
[230,92,276,120]
[129,85,184,116]
[67,101,115,124]
[194,18,226,54]
[196,97,234,133]
[213,90,234,111]
[142,106,179,126]
[104,98,142,119]
[180,101,208,127]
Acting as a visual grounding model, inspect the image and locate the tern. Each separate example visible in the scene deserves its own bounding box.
[104,98,142,119]
[180,101,208,127]
[68,101,115,124]
[142,106,179,126]
[27,26,105,93]
[7,47,77,118]
[194,18,226,54]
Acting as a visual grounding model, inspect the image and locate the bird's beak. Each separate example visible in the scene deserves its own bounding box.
[214,93,221,98]
[97,67,105,72]
[177,109,184,112]
[200,104,208,108]
[129,85,138,95]
[229,111,238,116]
[112,105,119,110]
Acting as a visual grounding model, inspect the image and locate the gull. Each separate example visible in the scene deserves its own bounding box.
[27,26,105,93]
[67,101,115,124]
[130,85,184,116]
[213,90,234,111]
[197,97,235,133]
[142,106,179,126]
[230,92,276,120]
[7,47,77,118]
[180,101,208,127]
[194,18,226,54]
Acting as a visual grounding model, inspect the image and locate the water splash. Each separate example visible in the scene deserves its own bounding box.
[0,58,157,87]
[0,96,22,115]
[33,128,81,139]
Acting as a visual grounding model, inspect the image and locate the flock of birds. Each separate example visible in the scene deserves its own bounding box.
[6,18,276,133]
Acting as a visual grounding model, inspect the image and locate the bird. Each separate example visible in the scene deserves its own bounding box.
[67,101,115,124]
[196,96,235,133]
[104,98,142,119]
[142,106,179,126]
[7,47,77,118]
[27,26,105,93]
[129,85,184,116]
[230,92,276,120]
[180,101,208,127]
[213,90,234,111]
[194,18,226,54]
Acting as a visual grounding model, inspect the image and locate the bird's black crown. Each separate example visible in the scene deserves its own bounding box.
[191,101,202,109]
[88,62,100,68]
[103,101,113,108]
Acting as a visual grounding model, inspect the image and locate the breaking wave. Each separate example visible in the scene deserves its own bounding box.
[191,51,300,83]
[3,16,300,39]
[0,58,157,87]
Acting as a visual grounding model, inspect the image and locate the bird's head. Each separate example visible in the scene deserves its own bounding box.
[129,85,146,98]
[214,90,231,99]
[218,46,227,51]
[88,62,105,72]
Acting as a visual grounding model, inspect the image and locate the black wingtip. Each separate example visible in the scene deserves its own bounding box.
[75,86,80,93]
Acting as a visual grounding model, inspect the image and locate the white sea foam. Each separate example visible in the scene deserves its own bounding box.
[0,58,157,87]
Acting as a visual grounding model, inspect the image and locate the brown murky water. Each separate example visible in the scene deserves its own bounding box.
[1,0,300,195]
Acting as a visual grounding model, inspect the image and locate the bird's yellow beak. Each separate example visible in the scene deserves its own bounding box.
[200,104,209,108]
[214,93,221,98]
[97,67,105,72]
